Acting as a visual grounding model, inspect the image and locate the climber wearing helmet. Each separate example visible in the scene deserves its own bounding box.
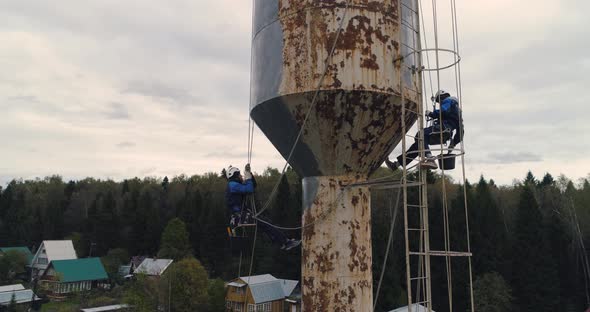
[385,89,464,171]
[223,164,301,251]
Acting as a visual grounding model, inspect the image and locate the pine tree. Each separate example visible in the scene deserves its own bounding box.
[512,185,556,312]
[158,218,192,260]
[472,177,508,276]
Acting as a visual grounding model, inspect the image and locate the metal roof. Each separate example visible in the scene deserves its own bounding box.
[280,279,298,297]
[249,281,286,304]
[118,265,131,277]
[81,304,131,311]
[0,290,40,305]
[389,304,434,312]
[130,256,147,269]
[40,240,77,261]
[47,258,108,282]
[0,247,34,265]
[227,282,246,288]
[239,274,276,285]
[134,258,173,276]
[237,275,300,304]
[0,285,25,293]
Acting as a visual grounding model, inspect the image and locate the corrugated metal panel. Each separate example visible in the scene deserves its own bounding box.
[249,281,286,304]
[239,274,277,285]
[43,240,77,261]
[236,275,298,303]
[0,285,25,293]
[134,258,173,276]
[0,290,40,305]
[280,280,298,296]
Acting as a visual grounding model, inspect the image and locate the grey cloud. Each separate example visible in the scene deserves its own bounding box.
[122,81,195,104]
[139,167,157,176]
[482,152,543,164]
[116,141,136,148]
[6,95,39,102]
[103,102,130,120]
[204,151,249,159]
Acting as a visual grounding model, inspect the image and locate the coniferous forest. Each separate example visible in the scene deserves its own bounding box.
[1,167,590,312]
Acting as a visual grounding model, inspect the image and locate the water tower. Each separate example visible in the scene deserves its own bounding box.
[250,0,421,310]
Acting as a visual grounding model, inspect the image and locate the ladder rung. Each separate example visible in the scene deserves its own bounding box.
[408,228,426,231]
[407,204,426,208]
[369,181,424,190]
[409,251,473,257]
[410,276,429,281]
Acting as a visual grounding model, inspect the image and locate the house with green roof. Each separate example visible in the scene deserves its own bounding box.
[0,247,34,266]
[39,258,109,297]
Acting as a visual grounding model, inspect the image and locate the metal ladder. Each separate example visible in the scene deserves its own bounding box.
[398,0,433,310]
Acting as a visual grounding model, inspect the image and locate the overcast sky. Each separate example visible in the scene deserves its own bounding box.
[0,0,588,186]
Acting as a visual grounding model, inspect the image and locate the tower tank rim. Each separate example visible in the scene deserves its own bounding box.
[253,1,401,41]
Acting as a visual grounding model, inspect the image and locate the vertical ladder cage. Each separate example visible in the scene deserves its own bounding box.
[396,0,475,311]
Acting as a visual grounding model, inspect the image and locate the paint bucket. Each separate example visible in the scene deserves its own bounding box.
[438,153,456,170]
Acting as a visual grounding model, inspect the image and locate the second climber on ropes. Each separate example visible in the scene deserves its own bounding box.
[385,89,464,171]
[224,164,301,251]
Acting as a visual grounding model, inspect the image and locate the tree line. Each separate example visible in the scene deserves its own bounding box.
[0,168,589,312]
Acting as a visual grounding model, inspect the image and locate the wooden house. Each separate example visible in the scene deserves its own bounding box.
[39,258,108,298]
[31,240,77,278]
[225,274,300,312]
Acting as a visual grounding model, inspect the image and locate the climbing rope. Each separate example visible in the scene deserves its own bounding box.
[446,0,476,309]
[252,0,351,219]
[246,196,258,281]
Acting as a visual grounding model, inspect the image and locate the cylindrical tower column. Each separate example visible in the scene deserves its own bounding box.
[302,176,372,311]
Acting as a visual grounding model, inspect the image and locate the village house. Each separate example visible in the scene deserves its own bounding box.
[38,258,108,298]
[31,240,77,278]
[225,274,300,312]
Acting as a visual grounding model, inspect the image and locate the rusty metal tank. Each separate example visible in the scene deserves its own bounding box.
[251,0,421,178]
[250,0,421,311]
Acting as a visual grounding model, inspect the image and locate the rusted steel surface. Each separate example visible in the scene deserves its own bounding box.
[302,176,373,312]
[251,0,421,177]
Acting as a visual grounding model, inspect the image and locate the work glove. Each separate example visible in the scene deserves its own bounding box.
[244,163,253,180]
[425,110,433,118]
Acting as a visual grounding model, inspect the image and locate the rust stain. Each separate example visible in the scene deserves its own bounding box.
[360,53,380,70]
[351,195,359,206]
